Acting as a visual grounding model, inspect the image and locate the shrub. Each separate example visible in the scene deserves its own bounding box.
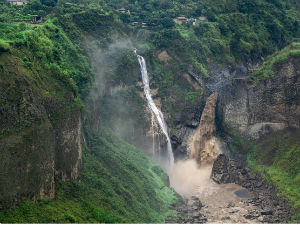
[193,61,209,77]
[252,42,300,81]
[0,40,10,52]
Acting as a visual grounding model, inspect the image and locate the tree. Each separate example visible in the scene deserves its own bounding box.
[40,0,57,7]
[160,17,174,28]
[27,0,43,10]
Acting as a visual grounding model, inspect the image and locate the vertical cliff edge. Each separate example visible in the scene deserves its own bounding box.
[0,48,82,208]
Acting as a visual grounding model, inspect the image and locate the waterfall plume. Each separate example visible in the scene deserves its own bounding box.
[136,53,174,168]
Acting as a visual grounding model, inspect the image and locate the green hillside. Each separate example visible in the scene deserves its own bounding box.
[0,129,176,223]
[0,0,299,223]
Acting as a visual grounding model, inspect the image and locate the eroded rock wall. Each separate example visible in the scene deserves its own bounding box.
[219,58,300,139]
[0,54,82,208]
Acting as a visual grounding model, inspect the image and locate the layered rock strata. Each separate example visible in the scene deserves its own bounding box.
[219,58,300,139]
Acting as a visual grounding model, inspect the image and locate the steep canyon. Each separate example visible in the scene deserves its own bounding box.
[1,0,300,223]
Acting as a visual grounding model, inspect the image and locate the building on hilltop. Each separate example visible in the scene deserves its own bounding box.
[118,8,130,14]
[173,17,188,24]
[7,0,28,5]
[198,16,207,22]
[118,7,126,13]
[174,16,208,25]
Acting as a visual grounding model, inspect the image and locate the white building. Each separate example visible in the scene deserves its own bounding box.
[7,0,28,5]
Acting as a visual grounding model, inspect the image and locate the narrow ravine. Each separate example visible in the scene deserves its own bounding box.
[136,55,259,223]
[167,91,291,223]
[136,54,292,224]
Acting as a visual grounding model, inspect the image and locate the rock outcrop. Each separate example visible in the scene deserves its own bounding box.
[165,194,207,224]
[157,50,172,64]
[189,92,219,165]
[0,54,82,208]
[219,57,300,139]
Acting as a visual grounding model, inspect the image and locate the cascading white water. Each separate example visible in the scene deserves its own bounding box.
[136,54,174,167]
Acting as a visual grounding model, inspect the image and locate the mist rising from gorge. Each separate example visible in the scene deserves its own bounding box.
[169,159,212,197]
[89,39,134,98]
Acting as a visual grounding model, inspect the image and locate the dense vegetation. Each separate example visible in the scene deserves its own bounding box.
[0,20,92,97]
[251,41,300,81]
[118,0,300,63]
[0,128,176,223]
[248,129,300,222]
[0,2,178,222]
[1,0,299,67]
[0,0,299,223]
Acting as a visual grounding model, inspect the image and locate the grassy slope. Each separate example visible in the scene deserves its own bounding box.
[0,128,176,223]
[251,42,300,81]
[247,129,300,222]
[0,7,178,223]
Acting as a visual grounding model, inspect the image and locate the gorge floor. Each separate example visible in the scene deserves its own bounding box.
[169,162,262,223]
[195,173,261,223]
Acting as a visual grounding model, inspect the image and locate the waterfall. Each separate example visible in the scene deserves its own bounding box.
[136,54,174,167]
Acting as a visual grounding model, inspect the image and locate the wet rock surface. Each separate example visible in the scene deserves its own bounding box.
[171,126,195,159]
[234,189,250,198]
[165,194,207,224]
[211,154,294,223]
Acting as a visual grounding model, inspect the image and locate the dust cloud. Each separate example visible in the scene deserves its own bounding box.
[169,159,213,198]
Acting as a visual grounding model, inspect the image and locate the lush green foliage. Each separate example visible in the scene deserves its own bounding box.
[0,2,48,23]
[0,40,10,52]
[252,42,300,81]
[1,0,299,223]
[0,191,125,223]
[2,0,299,67]
[0,128,176,223]
[0,12,93,98]
[24,21,92,96]
[120,0,300,63]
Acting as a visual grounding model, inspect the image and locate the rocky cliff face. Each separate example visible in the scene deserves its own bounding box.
[0,53,82,208]
[189,92,219,165]
[218,57,300,139]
